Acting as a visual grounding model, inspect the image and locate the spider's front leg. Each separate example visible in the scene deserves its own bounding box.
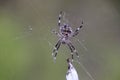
[73,21,83,37]
[67,42,79,61]
[58,11,62,27]
[52,40,61,60]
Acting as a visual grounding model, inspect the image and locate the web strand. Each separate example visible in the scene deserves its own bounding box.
[75,38,88,52]
[74,60,95,80]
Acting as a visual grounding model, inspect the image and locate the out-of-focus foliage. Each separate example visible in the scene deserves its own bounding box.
[0,13,28,80]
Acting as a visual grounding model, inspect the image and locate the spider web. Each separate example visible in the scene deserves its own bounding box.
[47,11,94,80]
[13,1,95,80]
[13,25,33,40]
[47,40,95,80]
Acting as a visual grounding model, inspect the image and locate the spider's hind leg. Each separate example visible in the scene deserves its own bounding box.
[67,43,74,61]
[67,42,79,61]
[52,40,61,61]
[70,43,79,58]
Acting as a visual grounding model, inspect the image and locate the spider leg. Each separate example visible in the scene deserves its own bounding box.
[67,42,79,61]
[73,21,83,37]
[52,40,61,60]
[69,42,79,58]
[67,42,75,61]
[58,11,62,27]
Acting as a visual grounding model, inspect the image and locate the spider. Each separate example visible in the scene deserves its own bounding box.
[52,11,83,61]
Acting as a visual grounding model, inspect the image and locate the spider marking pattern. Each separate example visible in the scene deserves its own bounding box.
[52,11,83,61]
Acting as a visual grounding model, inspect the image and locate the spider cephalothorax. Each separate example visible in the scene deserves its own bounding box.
[52,11,83,61]
[60,24,72,37]
[59,24,73,44]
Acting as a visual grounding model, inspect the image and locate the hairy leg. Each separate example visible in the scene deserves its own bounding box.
[73,21,83,37]
[52,40,61,60]
[58,11,62,27]
[67,42,79,61]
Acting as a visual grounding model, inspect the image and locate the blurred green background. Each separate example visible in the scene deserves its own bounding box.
[0,0,120,80]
